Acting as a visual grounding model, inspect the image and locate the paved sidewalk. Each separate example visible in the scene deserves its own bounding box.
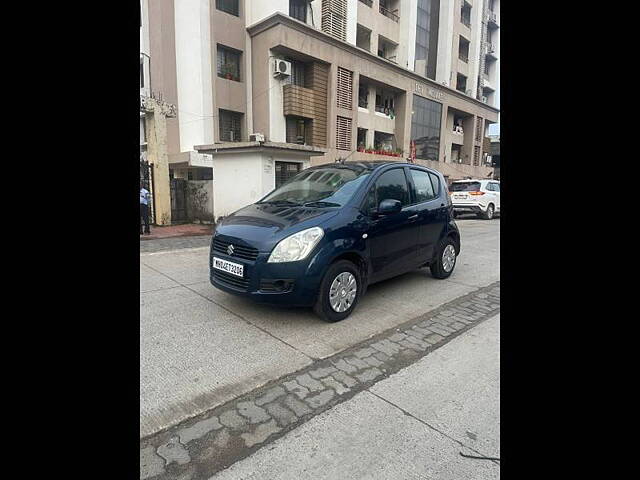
[140,283,499,479]
[140,224,214,241]
[212,314,500,480]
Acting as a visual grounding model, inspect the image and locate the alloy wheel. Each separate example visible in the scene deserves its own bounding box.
[442,244,456,273]
[329,272,357,313]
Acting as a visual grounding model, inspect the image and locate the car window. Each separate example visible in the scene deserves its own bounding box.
[429,172,441,196]
[493,183,500,192]
[375,168,410,207]
[449,181,480,192]
[485,183,494,192]
[410,169,436,203]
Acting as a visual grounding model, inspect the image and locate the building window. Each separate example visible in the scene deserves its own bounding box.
[140,60,144,88]
[476,117,483,141]
[219,109,242,142]
[275,162,302,188]
[357,128,367,149]
[285,59,307,87]
[358,83,368,108]
[456,73,468,93]
[414,0,438,79]
[286,117,309,144]
[289,0,307,22]
[356,24,371,51]
[336,116,352,151]
[321,0,347,41]
[484,61,490,76]
[460,1,471,27]
[375,89,395,116]
[473,145,481,166]
[337,67,353,110]
[374,131,396,153]
[458,36,470,63]
[217,45,241,81]
[410,95,442,161]
[216,0,239,17]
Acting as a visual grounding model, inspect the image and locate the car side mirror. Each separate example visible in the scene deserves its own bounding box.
[378,199,402,215]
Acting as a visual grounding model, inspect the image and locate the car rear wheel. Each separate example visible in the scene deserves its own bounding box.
[313,260,362,322]
[430,237,457,279]
[480,203,494,220]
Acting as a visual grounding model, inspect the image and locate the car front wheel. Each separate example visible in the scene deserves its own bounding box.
[313,260,362,322]
[430,237,457,279]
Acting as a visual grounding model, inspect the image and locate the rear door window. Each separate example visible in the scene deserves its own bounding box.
[449,181,481,192]
[409,169,436,203]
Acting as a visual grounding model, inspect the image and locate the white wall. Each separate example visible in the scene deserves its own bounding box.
[399,0,418,70]
[246,0,288,26]
[174,0,214,153]
[436,0,455,87]
[269,51,287,143]
[346,0,358,44]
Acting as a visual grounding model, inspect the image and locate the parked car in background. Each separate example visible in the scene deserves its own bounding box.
[210,162,461,322]
[449,179,500,220]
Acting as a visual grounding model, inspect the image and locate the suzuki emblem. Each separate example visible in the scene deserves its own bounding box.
[227,244,235,255]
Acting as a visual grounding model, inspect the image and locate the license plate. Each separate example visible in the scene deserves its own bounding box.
[212,257,244,278]
[454,194,467,199]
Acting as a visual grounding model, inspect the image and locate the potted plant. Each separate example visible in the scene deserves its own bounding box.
[221,63,236,80]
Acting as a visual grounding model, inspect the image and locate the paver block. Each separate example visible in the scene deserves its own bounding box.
[237,401,271,424]
[283,380,310,399]
[177,416,222,444]
[423,333,445,345]
[321,376,351,395]
[295,373,325,392]
[331,370,358,388]
[255,386,286,406]
[308,366,338,379]
[265,402,298,427]
[305,389,335,408]
[344,356,369,370]
[157,437,191,466]
[283,394,312,417]
[241,420,281,448]
[219,409,247,429]
[389,332,407,342]
[355,367,383,383]
[363,355,384,367]
[353,347,377,359]
[371,339,401,356]
[332,358,358,374]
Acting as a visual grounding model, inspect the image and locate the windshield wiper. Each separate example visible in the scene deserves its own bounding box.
[258,200,301,206]
[303,201,341,208]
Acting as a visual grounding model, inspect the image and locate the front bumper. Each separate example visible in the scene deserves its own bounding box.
[209,248,325,307]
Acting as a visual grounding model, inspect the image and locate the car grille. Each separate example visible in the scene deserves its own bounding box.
[212,269,250,291]
[212,238,259,261]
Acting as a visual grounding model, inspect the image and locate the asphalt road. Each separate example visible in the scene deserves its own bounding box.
[140,218,500,439]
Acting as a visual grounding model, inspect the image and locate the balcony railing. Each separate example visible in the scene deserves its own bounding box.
[379,5,400,22]
[487,11,498,25]
[358,0,373,7]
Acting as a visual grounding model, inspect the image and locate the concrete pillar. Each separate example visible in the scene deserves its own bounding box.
[146,104,172,225]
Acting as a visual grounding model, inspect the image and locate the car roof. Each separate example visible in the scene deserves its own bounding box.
[451,179,499,183]
[308,161,436,173]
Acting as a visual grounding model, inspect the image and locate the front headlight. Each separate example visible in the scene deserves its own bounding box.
[267,227,324,263]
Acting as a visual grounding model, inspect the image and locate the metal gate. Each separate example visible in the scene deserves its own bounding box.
[170,178,188,223]
[140,159,154,224]
[275,161,302,188]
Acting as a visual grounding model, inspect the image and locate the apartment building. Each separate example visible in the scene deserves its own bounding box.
[140,0,150,163]
[146,0,499,217]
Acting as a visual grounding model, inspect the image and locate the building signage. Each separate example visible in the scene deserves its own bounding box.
[414,82,444,102]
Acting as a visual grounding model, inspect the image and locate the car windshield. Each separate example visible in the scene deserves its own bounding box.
[259,166,371,207]
[449,181,481,192]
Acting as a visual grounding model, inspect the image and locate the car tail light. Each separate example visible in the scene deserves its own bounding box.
[469,191,485,195]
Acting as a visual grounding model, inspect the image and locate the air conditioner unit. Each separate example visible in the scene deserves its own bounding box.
[273,59,291,78]
[249,133,265,142]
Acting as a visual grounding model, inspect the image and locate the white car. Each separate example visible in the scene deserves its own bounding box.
[449,179,500,220]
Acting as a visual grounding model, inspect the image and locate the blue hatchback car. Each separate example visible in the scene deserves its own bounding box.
[210,161,461,322]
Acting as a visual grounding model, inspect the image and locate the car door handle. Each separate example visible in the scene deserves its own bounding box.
[408,214,419,221]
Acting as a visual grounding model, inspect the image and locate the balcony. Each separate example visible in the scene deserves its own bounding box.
[283,84,317,119]
[487,11,499,27]
[486,43,498,59]
[379,5,399,22]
